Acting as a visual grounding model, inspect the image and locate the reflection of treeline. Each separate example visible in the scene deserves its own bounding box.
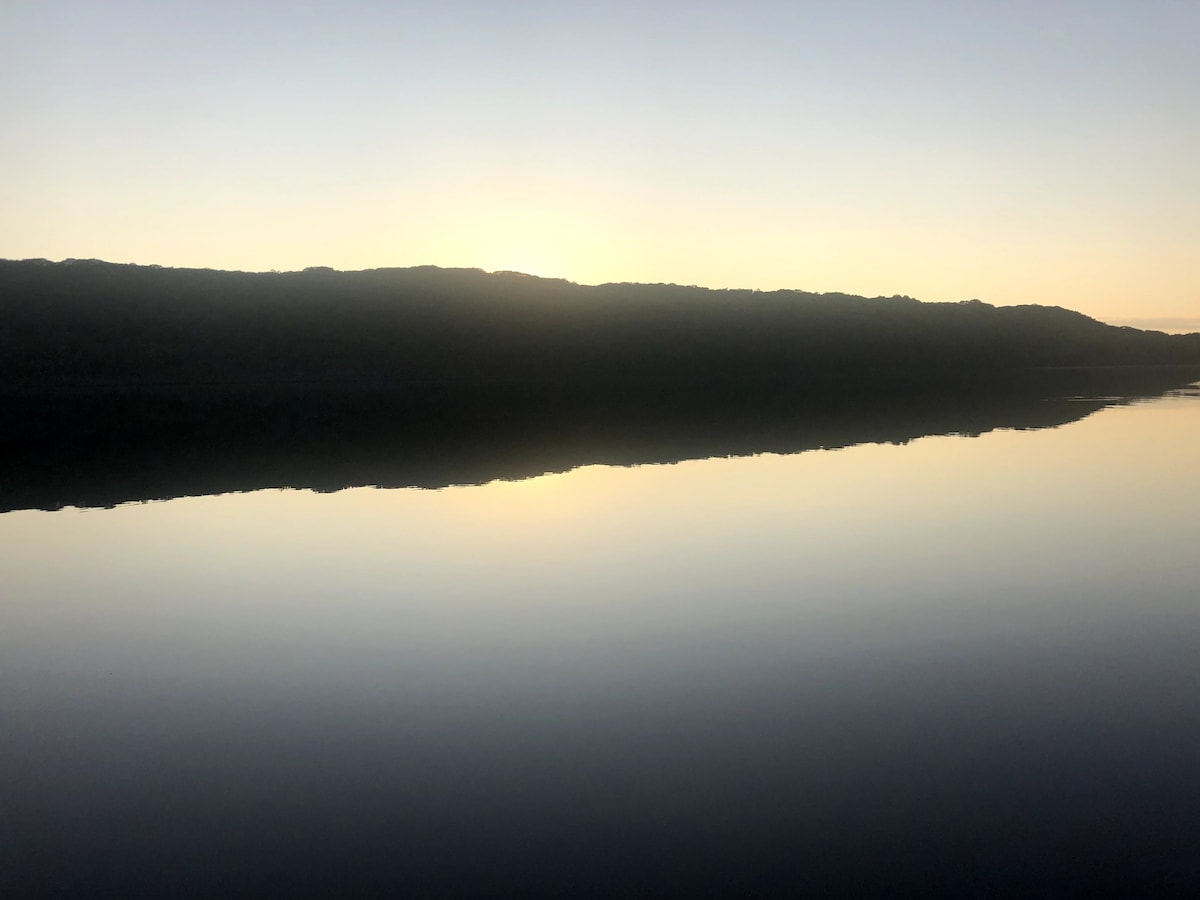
[3,259,1200,389]
[2,369,1197,512]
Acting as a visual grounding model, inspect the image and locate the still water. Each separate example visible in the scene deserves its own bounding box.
[3,388,1199,897]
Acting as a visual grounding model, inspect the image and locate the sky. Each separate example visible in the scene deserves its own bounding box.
[3,0,1198,324]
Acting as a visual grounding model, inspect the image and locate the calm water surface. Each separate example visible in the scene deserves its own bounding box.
[3,389,1199,897]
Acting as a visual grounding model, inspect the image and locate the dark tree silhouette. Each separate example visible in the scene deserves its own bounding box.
[3,258,1198,392]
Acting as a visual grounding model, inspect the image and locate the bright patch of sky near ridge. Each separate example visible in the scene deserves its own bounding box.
[3,1,1197,321]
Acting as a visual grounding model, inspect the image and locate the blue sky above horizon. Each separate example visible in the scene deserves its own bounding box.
[3,0,1197,322]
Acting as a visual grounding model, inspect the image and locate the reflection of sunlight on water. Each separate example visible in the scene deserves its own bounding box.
[2,391,1197,628]
[1166,381,1200,399]
[337,465,624,530]
[3,391,1200,898]
[448,467,624,530]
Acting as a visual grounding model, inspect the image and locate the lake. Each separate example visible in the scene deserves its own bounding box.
[3,383,1199,897]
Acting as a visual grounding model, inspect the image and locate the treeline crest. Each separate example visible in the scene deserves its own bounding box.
[4,259,1199,390]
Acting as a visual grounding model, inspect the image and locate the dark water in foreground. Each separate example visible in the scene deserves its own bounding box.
[3,387,1199,897]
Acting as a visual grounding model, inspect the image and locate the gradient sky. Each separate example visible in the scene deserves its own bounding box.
[4,0,1197,323]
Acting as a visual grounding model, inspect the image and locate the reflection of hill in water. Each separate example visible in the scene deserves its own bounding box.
[3,368,1196,513]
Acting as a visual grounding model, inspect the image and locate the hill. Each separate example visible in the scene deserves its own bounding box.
[3,259,1199,391]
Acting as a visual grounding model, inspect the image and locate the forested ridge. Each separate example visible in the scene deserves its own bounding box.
[4,258,1199,390]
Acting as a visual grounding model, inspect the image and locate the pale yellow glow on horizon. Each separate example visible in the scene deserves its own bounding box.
[5,168,1197,324]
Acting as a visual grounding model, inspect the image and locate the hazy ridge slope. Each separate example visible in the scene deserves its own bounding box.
[3,259,1199,390]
